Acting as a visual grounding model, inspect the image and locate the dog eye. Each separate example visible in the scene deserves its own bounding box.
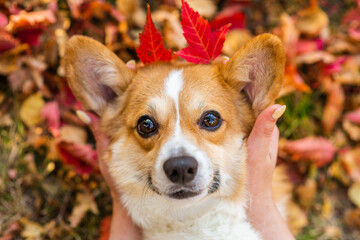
[137,115,158,138]
[199,111,222,131]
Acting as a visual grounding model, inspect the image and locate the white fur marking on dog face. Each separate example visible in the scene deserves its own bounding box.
[164,69,183,135]
[153,69,213,197]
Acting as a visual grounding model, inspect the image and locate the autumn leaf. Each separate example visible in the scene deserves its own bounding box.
[175,0,230,64]
[279,136,335,167]
[98,216,112,240]
[0,30,19,53]
[344,108,360,124]
[322,80,344,133]
[6,10,56,46]
[338,147,360,182]
[19,92,45,127]
[69,191,99,227]
[19,218,44,239]
[41,101,60,137]
[348,182,360,209]
[57,142,97,175]
[210,12,245,31]
[135,4,172,64]
[295,0,329,37]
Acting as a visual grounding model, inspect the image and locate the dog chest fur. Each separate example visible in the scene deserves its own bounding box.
[121,193,261,240]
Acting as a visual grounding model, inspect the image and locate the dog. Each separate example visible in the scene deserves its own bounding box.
[65,33,288,240]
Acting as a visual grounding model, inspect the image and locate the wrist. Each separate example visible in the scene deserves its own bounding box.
[247,188,275,215]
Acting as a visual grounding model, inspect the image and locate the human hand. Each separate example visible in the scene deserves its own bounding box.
[247,104,285,199]
[76,110,142,240]
[246,104,294,240]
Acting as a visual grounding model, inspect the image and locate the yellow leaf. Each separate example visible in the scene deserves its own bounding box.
[19,218,44,239]
[69,191,99,227]
[19,92,45,127]
[349,183,360,209]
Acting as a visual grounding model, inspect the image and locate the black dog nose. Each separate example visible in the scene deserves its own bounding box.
[163,156,198,185]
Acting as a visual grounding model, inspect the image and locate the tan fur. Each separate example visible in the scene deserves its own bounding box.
[221,33,285,116]
[65,34,292,238]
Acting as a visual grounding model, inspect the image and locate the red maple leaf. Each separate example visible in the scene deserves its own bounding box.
[176,0,231,64]
[136,4,172,64]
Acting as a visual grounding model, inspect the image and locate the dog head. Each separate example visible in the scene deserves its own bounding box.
[65,34,284,205]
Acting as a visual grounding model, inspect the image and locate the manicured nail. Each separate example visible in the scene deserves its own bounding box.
[76,110,91,124]
[272,105,286,120]
[126,60,136,70]
[221,56,229,64]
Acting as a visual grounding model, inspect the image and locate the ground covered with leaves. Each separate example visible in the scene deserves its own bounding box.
[1,0,360,239]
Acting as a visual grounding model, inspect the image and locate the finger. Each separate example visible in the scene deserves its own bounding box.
[76,110,109,158]
[248,104,286,162]
[268,126,279,163]
[126,59,136,70]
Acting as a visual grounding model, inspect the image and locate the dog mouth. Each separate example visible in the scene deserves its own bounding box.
[148,169,221,199]
[168,190,200,199]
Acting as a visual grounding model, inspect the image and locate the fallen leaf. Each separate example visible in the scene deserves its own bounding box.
[344,108,360,124]
[135,5,172,64]
[59,125,88,145]
[19,218,44,239]
[322,80,344,133]
[57,142,97,175]
[0,221,21,240]
[339,147,360,182]
[67,0,85,19]
[0,12,8,29]
[321,195,334,220]
[286,201,308,235]
[177,0,217,19]
[41,101,60,137]
[349,182,360,209]
[210,12,245,31]
[175,0,230,64]
[296,179,317,210]
[296,51,335,65]
[6,10,56,46]
[343,120,360,141]
[0,29,19,53]
[152,9,187,49]
[222,29,252,57]
[328,160,351,186]
[344,208,360,229]
[274,13,298,64]
[333,56,360,85]
[19,92,45,127]
[280,64,311,96]
[82,1,125,22]
[295,0,329,37]
[116,0,138,18]
[69,191,99,227]
[296,39,323,55]
[323,226,342,239]
[98,216,112,240]
[280,136,336,167]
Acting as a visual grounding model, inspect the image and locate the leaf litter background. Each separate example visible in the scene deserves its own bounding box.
[1,0,360,239]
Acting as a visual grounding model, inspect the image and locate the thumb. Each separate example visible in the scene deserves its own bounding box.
[247,104,286,162]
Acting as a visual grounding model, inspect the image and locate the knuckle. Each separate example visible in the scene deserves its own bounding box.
[263,126,274,138]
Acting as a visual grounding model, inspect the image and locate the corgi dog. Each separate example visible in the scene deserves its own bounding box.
[65,33,287,240]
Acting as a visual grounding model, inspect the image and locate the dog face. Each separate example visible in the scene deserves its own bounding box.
[65,34,284,204]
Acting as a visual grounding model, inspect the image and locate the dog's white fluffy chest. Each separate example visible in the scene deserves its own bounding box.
[121,195,262,240]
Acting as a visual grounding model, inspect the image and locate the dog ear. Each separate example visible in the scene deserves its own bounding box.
[221,33,285,116]
[65,36,133,115]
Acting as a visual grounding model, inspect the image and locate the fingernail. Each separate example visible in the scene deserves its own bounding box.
[272,105,286,120]
[221,56,229,64]
[76,110,91,124]
[126,60,136,70]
